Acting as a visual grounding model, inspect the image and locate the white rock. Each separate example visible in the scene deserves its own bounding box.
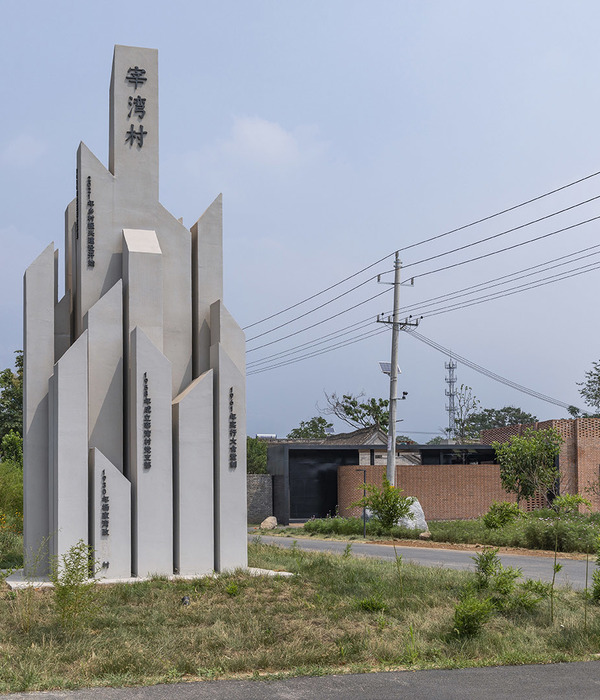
[398,500,428,530]
[364,499,428,531]
[260,516,278,530]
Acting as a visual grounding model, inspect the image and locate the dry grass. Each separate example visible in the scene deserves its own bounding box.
[0,541,599,692]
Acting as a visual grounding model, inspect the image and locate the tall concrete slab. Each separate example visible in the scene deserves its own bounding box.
[210,343,247,571]
[192,194,222,378]
[172,370,214,575]
[109,45,159,206]
[210,300,246,571]
[129,327,173,576]
[23,243,55,574]
[48,332,89,565]
[89,448,131,579]
[87,281,123,472]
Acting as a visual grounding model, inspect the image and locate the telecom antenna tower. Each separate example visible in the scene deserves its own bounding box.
[445,359,457,436]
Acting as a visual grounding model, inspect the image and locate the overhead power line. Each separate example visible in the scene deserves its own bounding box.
[242,169,600,331]
[402,194,600,271]
[404,330,580,411]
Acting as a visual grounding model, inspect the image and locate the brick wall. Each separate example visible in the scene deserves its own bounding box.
[481,418,600,511]
[338,463,517,521]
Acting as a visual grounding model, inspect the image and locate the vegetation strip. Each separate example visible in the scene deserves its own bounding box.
[1,541,600,692]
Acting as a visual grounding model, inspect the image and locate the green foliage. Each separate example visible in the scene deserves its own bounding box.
[493,427,562,505]
[1,430,23,466]
[287,416,333,439]
[452,595,494,638]
[356,594,385,612]
[0,459,23,528]
[322,391,389,432]
[353,477,415,532]
[50,540,98,632]
[576,359,600,414]
[0,512,21,569]
[0,351,23,445]
[225,581,239,597]
[246,436,267,474]
[472,547,502,589]
[482,501,523,529]
[592,569,600,603]
[467,406,537,434]
[552,493,591,515]
[303,516,422,539]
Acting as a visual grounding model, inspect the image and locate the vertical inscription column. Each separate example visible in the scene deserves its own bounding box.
[109,45,158,205]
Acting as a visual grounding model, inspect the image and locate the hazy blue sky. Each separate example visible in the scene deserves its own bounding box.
[2,1,600,439]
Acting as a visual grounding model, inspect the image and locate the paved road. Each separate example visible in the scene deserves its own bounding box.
[6,662,600,699]
[251,534,591,589]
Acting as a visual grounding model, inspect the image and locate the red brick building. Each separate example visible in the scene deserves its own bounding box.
[481,417,600,512]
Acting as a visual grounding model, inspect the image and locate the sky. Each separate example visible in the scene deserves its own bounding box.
[2,0,600,440]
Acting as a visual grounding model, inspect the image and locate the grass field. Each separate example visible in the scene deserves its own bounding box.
[0,540,599,692]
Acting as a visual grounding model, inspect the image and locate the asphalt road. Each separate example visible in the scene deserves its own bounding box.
[251,534,591,589]
[5,662,600,699]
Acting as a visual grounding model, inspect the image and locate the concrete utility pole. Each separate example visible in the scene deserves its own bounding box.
[377,252,420,486]
[387,252,402,485]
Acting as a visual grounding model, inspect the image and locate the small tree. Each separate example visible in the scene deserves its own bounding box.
[353,477,415,532]
[453,384,480,443]
[493,427,562,506]
[577,360,600,415]
[0,351,23,445]
[287,416,333,439]
[321,392,389,432]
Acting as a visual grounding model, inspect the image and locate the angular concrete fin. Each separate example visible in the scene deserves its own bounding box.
[155,205,193,397]
[191,193,223,306]
[89,448,131,579]
[123,229,163,355]
[64,198,76,307]
[23,241,55,575]
[49,330,89,565]
[54,291,71,362]
[129,326,173,577]
[172,369,214,575]
[192,194,223,380]
[87,280,124,472]
[210,300,246,378]
[75,142,118,339]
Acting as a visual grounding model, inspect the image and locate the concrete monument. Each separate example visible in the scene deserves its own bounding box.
[23,45,247,578]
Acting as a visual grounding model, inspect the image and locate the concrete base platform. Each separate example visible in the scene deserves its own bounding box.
[5,566,292,589]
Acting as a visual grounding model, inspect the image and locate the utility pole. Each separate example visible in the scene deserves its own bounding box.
[377,252,420,486]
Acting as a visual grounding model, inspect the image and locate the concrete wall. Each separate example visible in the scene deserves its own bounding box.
[247,474,273,523]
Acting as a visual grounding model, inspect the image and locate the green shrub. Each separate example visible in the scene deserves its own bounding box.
[592,570,600,603]
[353,477,415,532]
[472,547,501,589]
[50,540,98,632]
[452,595,494,638]
[482,501,523,529]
